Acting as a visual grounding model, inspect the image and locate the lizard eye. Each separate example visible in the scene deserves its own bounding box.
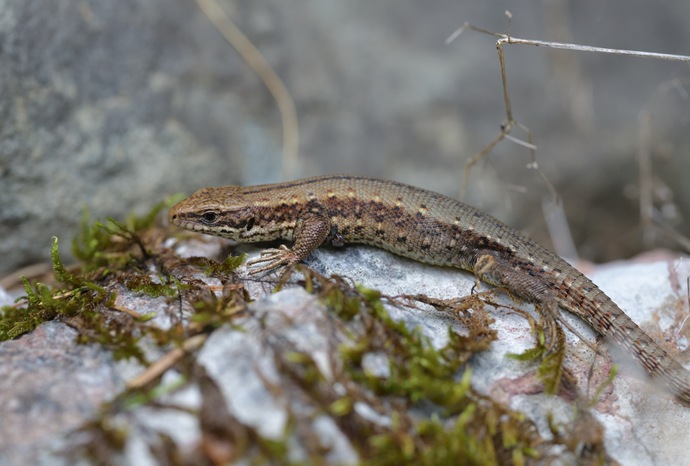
[201,211,219,224]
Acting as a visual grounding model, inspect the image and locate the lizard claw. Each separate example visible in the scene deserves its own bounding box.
[246,245,298,275]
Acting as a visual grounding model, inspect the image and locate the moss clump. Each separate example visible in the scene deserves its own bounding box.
[307,278,541,465]
[0,237,115,340]
[0,200,188,361]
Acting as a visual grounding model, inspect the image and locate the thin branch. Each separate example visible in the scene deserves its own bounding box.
[453,14,558,203]
[110,304,143,319]
[449,15,690,205]
[635,76,690,252]
[126,334,208,389]
[502,37,690,63]
[652,215,690,254]
[194,0,300,179]
[0,263,52,290]
[460,131,505,200]
[504,133,537,150]
[637,110,654,244]
[448,22,690,63]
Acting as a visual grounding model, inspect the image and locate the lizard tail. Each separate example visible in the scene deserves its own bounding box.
[569,285,690,404]
[481,251,690,404]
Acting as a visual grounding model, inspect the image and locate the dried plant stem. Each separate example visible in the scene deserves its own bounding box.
[127,333,208,389]
[636,77,690,254]
[637,111,654,243]
[194,0,300,179]
[448,15,690,201]
[449,16,557,202]
[447,21,690,63]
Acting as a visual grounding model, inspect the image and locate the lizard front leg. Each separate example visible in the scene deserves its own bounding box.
[246,211,331,275]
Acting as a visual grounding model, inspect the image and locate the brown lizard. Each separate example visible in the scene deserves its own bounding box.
[169,174,690,403]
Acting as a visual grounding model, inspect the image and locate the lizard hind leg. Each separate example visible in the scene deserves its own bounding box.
[476,252,563,344]
[474,252,567,391]
[474,252,557,306]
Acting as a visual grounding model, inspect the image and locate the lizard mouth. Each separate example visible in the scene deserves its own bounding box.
[168,211,201,231]
[169,215,207,233]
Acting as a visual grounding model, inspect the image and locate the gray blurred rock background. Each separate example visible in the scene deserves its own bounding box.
[1,0,689,276]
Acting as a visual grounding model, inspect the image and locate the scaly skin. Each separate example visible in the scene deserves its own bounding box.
[169,174,690,403]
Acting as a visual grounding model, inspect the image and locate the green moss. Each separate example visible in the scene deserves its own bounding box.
[506,311,566,395]
[72,196,181,271]
[340,288,537,464]
[0,237,116,340]
[125,275,180,298]
[254,273,551,465]
[203,254,247,276]
[587,364,619,408]
[72,213,135,271]
[1,201,192,364]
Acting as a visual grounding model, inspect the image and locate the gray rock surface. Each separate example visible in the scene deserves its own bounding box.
[1,241,689,464]
[2,0,689,275]
[0,321,122,465]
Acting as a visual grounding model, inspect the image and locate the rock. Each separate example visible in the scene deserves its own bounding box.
[1,240,689,464]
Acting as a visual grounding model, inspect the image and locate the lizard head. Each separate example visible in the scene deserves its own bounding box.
[168,186,256,241]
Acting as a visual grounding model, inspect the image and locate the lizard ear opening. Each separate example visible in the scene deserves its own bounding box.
[245,217,255,231]
[235,216,255,231]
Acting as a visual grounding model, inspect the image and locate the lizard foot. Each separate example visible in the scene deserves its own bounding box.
[246,245,299,275]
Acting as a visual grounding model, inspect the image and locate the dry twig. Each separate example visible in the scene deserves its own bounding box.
[127,333,209,389]
[448,12,690,203]
[194,0,300,179]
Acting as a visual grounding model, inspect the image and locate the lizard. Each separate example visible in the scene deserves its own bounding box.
[168,174,690,403]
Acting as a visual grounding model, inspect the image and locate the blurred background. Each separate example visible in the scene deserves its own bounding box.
[1,0,689,276]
